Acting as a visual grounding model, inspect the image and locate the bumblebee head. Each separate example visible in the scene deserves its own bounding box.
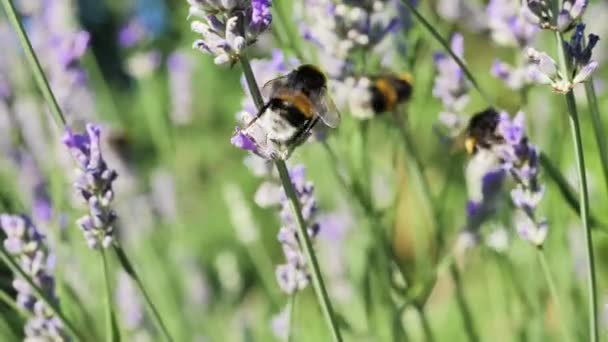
[292,64,327,92]
[466,108,500,154]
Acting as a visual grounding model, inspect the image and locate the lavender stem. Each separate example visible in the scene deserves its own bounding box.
[415,304,435,342]
[555,29,598,342]
[583,79,608,196]
[536,248,570,341]
[113,243,174,341]
[239,54,342,342]
[0,0,66,126]
[100,249,119,342]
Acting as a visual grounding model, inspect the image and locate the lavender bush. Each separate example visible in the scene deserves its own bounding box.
[0,0,607,340]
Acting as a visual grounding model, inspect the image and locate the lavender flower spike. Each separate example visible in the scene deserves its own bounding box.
[275,165,320,294]
[527,24,599,93]
[63,124,118,249]
[433,33,469,114]
[0,214,66,340]
[188,0,272,65]
[495,111,548,247]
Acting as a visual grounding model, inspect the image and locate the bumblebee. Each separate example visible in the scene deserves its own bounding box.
[464,108,501,155]
[368,73,414,114]
[249,64,340,147]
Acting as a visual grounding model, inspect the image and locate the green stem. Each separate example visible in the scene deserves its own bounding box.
[239,55,342,342]
[0,289,29,319]
[583,79,608,197]
[555,30,598,342]
[449,263,480,342]
[536,248,570,342]
[539,154,604,229]
[288,293,297,342]
[275,160,343,342]
[397,0,491,105]
[415,304,435,342]
[100,249,119,342]
[113,244,174,341]
[0,246,84,340]
[565,91,598,342]
[0,0,67,126]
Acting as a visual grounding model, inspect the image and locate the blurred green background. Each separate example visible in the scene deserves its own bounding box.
[1,0,608,341]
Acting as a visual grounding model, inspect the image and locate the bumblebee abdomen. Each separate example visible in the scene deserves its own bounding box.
[392,77,413,103]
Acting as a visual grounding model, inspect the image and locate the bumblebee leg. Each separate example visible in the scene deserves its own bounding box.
[243,100,273,129]
[288,117,319,147]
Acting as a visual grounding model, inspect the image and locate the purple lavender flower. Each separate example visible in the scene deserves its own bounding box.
[557,0,588,32]
[119,19,148,48]
[275,165,319,294]
[486,0,539,90]
[63,124,118,249]
[432,33,470,138]
[436,0,487,32]
[433,34,469,114]
[487,0,538,47]
[0,214,66,340]
[25,1,97,123]
[526,46,595,93]
[298,0,409,79]
[187,0,273,65]
[564,24,600,84]
[271,305,290,341]
[167,52,194,125]
[523,0,587,32]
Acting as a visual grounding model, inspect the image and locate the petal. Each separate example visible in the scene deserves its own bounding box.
[573,60,598,84]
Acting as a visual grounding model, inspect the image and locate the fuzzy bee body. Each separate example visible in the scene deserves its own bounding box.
[252,64,340,149]
[465,108,501,155]
[258,95,318,145]
[369,74,414,114]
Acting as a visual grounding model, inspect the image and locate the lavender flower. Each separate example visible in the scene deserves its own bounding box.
[523,0,587,32]
[298,0,407,78]
[25,1,97,123]
[187,0,272,65]
[436,0,487,32]
[270,305,290,341]
[0,214,66,340]
[275,165,319,294]
[119,19,148,48]
[433,33,470,137]
[495,112,547,246]
[564,24,600,83]
[63,124,118,249]
[167,52,194,125]
[527,28,598,94]
[487,0,540,90]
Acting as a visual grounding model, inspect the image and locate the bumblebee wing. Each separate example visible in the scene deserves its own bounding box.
[261,75,289,99]
[315,92,341,128]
